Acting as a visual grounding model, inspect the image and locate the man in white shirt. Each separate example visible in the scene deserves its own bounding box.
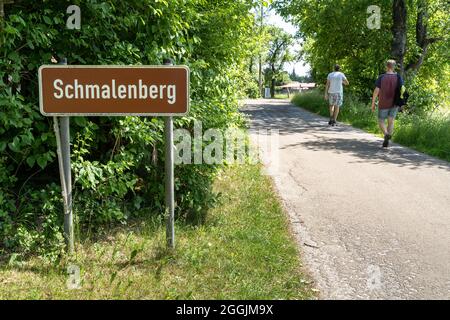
[324,65,349,126]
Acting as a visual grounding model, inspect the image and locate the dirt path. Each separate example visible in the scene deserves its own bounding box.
[242,99,450,300]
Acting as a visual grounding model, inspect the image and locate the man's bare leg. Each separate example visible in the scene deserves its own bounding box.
[329,105,335,125]
[329,105,335,119]
[378,119,388,136]
[333,106,340,122]
[379,119,393,148]
[387,117,395,136]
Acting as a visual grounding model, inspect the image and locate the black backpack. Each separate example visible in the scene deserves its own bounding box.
[394,74,409,111]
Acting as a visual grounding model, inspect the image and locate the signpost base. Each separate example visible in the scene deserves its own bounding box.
[53,116,74,254]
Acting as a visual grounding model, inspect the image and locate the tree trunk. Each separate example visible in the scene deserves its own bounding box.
[258,2,264,97]
[271,78,276,98]
[391,0,407,77]
[405,0,440,74]
[392,0,441,78]
[270,63,276,98]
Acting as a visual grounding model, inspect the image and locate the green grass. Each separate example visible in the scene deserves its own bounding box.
[292,90,450,162]
[394,112,450,161]
[274,93,290,99]
[0,164,315,300]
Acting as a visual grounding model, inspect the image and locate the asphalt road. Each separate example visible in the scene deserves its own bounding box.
[242,99,450,300]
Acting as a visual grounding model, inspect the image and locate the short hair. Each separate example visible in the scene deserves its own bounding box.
[334,64,341,71]
[386,60,397,69]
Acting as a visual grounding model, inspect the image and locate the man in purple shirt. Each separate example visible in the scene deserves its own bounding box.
[371,60,404,148]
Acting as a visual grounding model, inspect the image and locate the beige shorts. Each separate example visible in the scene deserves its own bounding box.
[328,93,343,107]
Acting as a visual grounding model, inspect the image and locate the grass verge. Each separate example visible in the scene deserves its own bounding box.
[292,90,450,162]
[274,93,290,100]
[0,164,315,300]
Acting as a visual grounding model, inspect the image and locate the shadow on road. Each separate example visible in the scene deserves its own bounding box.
[243,100,450,172]
[292,136,450,172]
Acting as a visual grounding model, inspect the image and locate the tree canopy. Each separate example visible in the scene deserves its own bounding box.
[265,26,294,96]
[275,0,450,109]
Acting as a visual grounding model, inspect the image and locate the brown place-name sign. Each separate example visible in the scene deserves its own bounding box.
[39,65,190,116]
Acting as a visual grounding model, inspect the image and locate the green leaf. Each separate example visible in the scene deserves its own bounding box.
[26,156,36,168]
[8,137,21,153]
[37,156,48,169]
[8,51,20,63]
[4,25,19,35]
[43,16,53,25]
[74,117,87,127]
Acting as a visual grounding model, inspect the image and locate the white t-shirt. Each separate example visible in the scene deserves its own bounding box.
[327,72,347,95]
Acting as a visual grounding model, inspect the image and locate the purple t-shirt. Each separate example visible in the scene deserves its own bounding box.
[375,73,404,109]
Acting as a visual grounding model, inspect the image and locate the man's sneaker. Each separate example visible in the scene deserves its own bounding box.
[382,134,392,148]
[328,119,333,126]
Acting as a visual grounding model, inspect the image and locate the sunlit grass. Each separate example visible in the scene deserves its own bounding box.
[274,93,291,99]
[0,164,315,300]
[395,110,450,161]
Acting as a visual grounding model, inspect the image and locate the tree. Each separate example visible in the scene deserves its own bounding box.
[392,0,447,77]
[265,26,293,97]
[391,0,407,75]
[275,0,450,108]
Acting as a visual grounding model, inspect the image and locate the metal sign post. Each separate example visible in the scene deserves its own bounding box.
[163,59,175,249]
[60,115,74,253]
[52,58,74,254]
[164,116,175,248]
[39,62,189,251]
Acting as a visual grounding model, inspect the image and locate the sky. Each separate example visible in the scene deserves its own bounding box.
[266,10,311,77]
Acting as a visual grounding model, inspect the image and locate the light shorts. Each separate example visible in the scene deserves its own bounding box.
[378,107,399,120]
[328,93,343,107]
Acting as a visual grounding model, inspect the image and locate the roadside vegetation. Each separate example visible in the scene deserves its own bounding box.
[0,0,266,260]
[292,90,450,162]
[274,92,291,100]
[0,0,315,299]
[0,164,315,300]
